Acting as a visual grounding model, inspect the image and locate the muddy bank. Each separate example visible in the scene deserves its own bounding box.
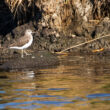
[0,0,110,55]
[0,51,59,71]
[0,17,110,55]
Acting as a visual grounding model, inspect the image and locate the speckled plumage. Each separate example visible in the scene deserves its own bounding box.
[9,29,33,57]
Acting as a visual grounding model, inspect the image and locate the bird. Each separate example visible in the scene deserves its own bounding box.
[9,29,34,58]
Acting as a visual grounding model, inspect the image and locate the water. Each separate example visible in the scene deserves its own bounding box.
[0,53,110,110]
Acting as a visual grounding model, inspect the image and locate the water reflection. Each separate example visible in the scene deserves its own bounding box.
[87,93,110,100]
[0,53,110,110]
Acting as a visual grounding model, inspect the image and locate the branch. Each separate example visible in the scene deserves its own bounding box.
[58,34,110,53]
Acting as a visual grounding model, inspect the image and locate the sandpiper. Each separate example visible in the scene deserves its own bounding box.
[9,29,34,58]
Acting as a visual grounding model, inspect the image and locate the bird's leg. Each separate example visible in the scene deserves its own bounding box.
[24,50,31,56]
[21,49,24,58]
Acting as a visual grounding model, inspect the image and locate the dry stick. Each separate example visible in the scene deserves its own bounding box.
[59,34,110,53]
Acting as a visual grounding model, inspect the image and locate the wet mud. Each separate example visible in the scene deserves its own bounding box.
[0,1,110,71]
[0,51,59,72]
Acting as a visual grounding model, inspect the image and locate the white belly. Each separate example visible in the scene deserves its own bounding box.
[10,37,33,50]
[22,38,33,49]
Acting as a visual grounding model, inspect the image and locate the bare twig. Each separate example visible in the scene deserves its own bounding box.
[58,34,110,53]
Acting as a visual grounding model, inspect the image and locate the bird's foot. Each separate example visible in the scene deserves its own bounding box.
[21,55,24,58]
[24,50,32,56]
[26,53,32,56]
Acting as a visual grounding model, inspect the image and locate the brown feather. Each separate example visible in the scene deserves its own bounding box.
[10,35,30,47]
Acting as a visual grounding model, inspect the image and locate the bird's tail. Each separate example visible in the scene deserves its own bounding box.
[9,46,20,49]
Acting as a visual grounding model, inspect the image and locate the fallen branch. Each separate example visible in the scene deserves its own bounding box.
[58,34,110,53]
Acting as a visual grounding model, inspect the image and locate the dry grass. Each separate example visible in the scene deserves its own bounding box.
[6,0,23,15]
[5,0,34,24]
[5,0,33,11]
[93,0,110,19]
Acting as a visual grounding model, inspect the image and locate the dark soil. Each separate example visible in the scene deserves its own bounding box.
[0,0,110,72]
[0,1,110,56]
[0,17,110,55]
[0,51,59,72]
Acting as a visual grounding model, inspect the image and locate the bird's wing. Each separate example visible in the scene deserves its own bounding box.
[10,36,30,47]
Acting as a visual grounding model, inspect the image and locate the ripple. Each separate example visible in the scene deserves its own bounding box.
[0,100,72,109]
[32,100,73,106]
[0,90,5,94]
[87,93,110,98]
[48,88,68,91]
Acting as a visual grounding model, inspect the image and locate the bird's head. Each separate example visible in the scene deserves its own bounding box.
[25,29,36,37]
[25,29,33,35]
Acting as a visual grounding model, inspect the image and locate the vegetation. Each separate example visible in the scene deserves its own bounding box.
[5,0,35,25]
[92,0,110,19]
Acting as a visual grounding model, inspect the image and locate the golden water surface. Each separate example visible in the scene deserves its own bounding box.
[0,53,110,110]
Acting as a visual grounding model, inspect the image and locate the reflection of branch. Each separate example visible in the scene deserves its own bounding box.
[58,34,110,53]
